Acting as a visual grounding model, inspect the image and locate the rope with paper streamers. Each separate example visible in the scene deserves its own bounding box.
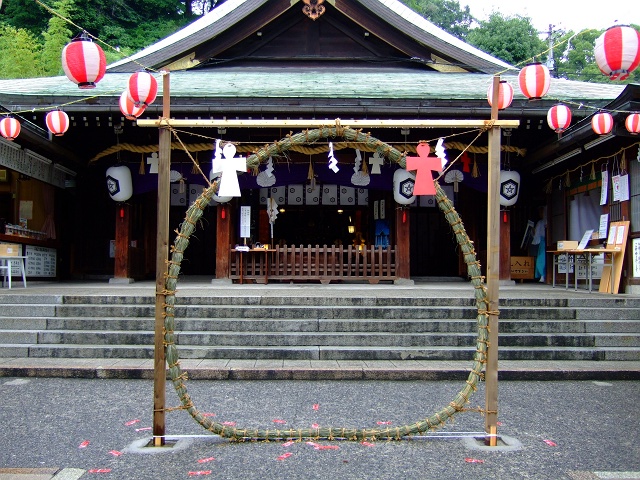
[161,125,492,441]
[89,138,526,163]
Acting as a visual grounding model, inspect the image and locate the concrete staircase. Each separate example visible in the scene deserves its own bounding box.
[0,293,639,361]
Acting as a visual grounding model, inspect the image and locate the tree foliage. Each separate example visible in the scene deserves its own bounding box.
[466,13,547,66]
[400,0,472,39]
[41,0,74,76]
[0,24,44,78]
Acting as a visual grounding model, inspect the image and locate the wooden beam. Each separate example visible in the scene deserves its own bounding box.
[153,71,171,447]
[137,118,520,129]
[484,75,501,447]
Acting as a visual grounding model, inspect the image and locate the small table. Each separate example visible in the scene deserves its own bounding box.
[549,249,618,293]
[232,248,275,284]
[0,255,27,289]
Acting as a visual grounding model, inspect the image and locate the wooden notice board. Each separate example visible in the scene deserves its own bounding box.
[599,220,629,294]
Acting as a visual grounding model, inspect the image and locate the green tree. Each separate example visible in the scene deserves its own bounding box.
[0,24,44,78]
[1,0,49,37]
[70,0,190,51]
[40,0,74,76]
[400,0,473,39]
[466,13,546,66]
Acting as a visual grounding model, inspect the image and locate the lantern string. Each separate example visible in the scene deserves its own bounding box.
[12,2,638,146]
[494,29,596,76]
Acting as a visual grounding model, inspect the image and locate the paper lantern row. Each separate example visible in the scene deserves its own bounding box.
[0,111,69,141]
[544,104,640,136]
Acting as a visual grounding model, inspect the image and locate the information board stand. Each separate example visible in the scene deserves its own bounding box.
[599,220,629,294]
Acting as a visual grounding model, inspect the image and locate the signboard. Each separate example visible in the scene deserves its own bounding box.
[25,245,57,277]
[633,238,640,278]
[240,206,251,239]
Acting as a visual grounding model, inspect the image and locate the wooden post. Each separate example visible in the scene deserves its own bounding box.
[216,204,231,279]
[395,207,410,280]
[153,71,171,447]
[485,74,501,446]
[113,203,131,280]
[500,210,511,281]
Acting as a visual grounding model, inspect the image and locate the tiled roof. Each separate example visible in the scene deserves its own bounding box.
[0,70,624,106]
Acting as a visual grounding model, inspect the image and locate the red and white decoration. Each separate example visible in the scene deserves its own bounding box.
[518,63,551,100]
[119,91,146,120]
[45,110,70,136]
[594,25,640,81]
[625,113,640,135]
[547,104,572,133]
[405,143,442,196]
[0,117,21,141]
[591,112,614,135]
[127,72,158,107]
[61,34,107,89]
[487,80,514,110]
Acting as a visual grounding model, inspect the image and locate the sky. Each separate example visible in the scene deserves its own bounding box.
[464,0,638,33]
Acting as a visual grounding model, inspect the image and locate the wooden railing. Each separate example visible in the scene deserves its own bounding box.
[230,245,397,284]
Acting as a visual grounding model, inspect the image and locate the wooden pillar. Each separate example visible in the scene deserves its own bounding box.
[499,210,511,281]
[485,75,501,446]
[153,71,171,447]
[395,207,410,280]
[216,203,231,279]
[113,203,131,280]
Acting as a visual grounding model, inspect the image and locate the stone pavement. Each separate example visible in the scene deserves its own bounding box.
[1,377,639,480]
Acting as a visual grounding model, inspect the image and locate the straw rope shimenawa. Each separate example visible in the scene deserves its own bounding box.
[89,138,526,163]
[161,126,492,442]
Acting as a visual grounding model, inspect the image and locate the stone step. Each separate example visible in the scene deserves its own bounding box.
[48,302,640,321]
[2,316,637,334]
[2,343,637,361]
[6,329,637,349]
[57,294,640,309]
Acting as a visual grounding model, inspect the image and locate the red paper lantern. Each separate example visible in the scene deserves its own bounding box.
[625,113,640,135]
[591,112,614,135]
[0,117,21,141]
[46,110,70,136]
[487,80,514,110]
[119,91,146,120]
[594,25,640,81]
[127,72,158,107]
[547,104,572,133]
[518,63,551,100]
[61,33,107,89]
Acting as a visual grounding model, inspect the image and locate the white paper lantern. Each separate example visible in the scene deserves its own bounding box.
[106,165,133,202]
[499,170,520,206]
[393,169,415,205]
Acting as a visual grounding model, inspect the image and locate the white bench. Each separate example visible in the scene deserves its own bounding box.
[0,255,27,288]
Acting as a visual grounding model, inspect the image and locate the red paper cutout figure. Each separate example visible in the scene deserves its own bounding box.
[460,152,471,173]
[405,143,442,195]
